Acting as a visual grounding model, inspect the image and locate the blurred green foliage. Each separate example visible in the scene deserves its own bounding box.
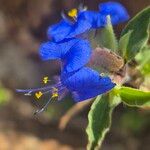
[136,46,150,75]
[0,86,11,106]
[120,108,150,134]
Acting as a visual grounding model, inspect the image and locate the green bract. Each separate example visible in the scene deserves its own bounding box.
[118,30,133,58]
[99,16,118,52]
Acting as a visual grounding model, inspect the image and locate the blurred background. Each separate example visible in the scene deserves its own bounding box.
[0,0,149,149]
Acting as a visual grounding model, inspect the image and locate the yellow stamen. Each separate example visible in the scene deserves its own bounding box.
[51,92,59,99]
[43,76,49,84]
[35,91,43,99]
[68,8,77,18]
[51,87,59,99]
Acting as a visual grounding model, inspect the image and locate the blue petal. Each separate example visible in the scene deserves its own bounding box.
[73,84,115,102]
[39,42,60,60]
[61,67,115,101]
[76,11,104,28]
[47,19,73,42]
[62,67,113,90]
[39,38,80,60]
[99,1,129,25]
[66,14,92,38]
[63,39,91,73]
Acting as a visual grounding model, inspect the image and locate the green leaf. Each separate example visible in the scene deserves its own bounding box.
[121,7,150,61]
[118,86,150,107]
[99,15,118,52]
[86,94,120,150]
[118,30,133,58]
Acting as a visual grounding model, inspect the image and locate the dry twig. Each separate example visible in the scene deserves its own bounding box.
[59,100,92,130]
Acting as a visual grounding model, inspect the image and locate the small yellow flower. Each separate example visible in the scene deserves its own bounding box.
[68,8,77,18]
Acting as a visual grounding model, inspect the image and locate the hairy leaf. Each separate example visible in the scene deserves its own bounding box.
[86,94,120,150]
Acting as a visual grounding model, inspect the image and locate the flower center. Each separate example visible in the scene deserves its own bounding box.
[68,8,77,18]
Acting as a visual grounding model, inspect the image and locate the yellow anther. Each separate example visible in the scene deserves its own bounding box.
[51,87,59,99]
[68,8,77,18]
[35,91,43,99]
[43,76,49,84]
[51,92,59,99]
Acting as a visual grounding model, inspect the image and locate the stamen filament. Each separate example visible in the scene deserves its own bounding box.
[24,91,32,96]
[16,82,62,93]
[34,97,52,115]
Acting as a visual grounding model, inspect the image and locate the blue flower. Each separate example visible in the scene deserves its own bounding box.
[39,38,91,73]
[17,67,115,113]
[61,67,115,102]
[47,1,129,42]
